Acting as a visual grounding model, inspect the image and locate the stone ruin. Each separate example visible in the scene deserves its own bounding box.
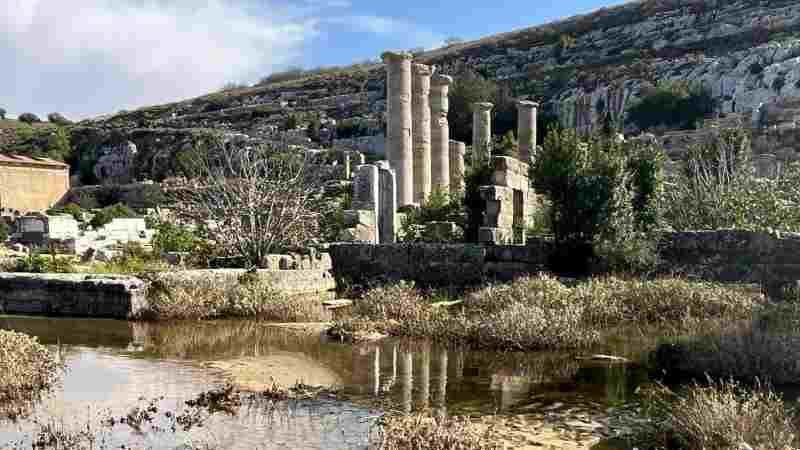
[339,51,538,245]
[94,141,138,184]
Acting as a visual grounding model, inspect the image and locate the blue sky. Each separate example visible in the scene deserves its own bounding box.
[0,0,626,120]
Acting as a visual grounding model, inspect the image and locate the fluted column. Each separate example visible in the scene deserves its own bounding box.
[517,100,538,164]
[430,74,453,195]
[382,51,414,206]
[412,64,433,204]
[472,102,493,166]
[448,140,466,194]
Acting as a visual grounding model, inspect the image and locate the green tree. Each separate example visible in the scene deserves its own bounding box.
[89,203,138,229]
[0,108,6,120]
[627,81,717,131]
[44,127,72,161]
[448,71,516,144]
[18,112,41,124]
[47,112,72,126]
[0,221,8,242]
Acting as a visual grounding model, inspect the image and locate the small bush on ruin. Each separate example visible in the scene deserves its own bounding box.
[398,189,464,243]
[89,203,139,229]
[637,380,799,450]
[15,253,77,273]
[0,220,8,242]
[377,414,501,450]
[0,330,60,420]
[144,276,326,321]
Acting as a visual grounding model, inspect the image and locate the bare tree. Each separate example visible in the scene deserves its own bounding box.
[175,141,323,268]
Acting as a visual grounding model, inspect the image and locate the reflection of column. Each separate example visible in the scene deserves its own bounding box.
[472,102,493,166]
[416,345,430,410]
[434,349,448,417]
[516,100,538,164]
[400,351,413,414]
[412,63,433,204]
[373,347,381,397]
[382,51,414,206]
[431,74,453,195]
[454,349,465,382]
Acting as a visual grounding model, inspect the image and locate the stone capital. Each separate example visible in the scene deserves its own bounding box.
[516,100,540,109]
[412,63,433,76]
[381,51,413,63]
[472,102,494,112]
[431,74,453,87]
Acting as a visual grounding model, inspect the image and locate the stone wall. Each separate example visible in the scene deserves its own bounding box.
[332,231,800,294]
[156,268,336,296]
[0,273,148,319]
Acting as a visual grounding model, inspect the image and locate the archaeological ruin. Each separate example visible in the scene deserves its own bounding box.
[340,52,537,245]
[0,154,70,214]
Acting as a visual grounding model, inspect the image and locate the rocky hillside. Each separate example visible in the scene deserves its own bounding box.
[4,0,800,182]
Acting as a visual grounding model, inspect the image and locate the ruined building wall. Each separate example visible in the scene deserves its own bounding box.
[0,160,70,213]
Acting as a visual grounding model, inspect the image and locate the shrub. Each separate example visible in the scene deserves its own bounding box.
[638,380,799,450]
[0,330,60,419]
[15,254,77,273]
[152,221,205,253]
[89,203,138,229]
[47,112,72,126]
[0,107,6,120]
[0,220,8,242]
[665,127,800,232]
[399,189,464,242]
[378,414,500,450]
[351,281,428,322]
[17,112,41,124]
[627,81,716,131]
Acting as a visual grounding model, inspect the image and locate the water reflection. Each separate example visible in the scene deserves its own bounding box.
[1,316,650,418]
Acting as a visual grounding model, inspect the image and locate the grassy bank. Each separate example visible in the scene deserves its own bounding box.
[143,275,328,322]
[332,276,763,351]
[0,330,60,420]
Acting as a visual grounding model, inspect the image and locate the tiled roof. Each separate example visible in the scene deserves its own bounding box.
[0,154,69,168]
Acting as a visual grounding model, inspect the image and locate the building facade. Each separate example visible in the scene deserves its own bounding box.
[0,155,70,214]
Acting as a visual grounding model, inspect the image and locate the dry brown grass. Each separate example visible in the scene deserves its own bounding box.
[144,276,327,321]
[0,330,60,419]
[639,380,799,450]
[377,414,501,450]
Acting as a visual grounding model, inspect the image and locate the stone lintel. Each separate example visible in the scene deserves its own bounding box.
[516,100,539,109]
[473,102,494,112]
[431,74,454,87]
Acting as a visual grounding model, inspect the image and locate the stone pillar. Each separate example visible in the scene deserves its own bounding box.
[449,140,466,194]
[351,164,380,244]
[472,102,493,166]
[382,52,414,206]
[430,74,453,195]
[344,152,352,179]
[412,64,433,204]
[516,100,538,164]
[377,162,397,244]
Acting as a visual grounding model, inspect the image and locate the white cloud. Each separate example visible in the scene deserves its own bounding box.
[0,0,318,119]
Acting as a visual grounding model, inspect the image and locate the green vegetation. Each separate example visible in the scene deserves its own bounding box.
[627,81,716,131]
[47,202,84,222]
[144,276,327,321]
[15,253,77,274]
[17,112,41,124]
[448,71,516,144]
[637,380,798,450]
[151,221,206,254]
[0,221,8,242]
[89,203,138,229]
[664,127,800,232]
[0,330,60,420]
[399,189,464,242]
[531,128,663,274]
[0,107,5,120]
[333,276,760,350]
[46,112,71,126]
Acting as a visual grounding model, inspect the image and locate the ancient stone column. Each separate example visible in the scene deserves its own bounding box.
[412,63,433,204]
[516,100,538,164]
[449,140,466,194]
[382,52,414,206]
[472,102,493,166]
[430,74,453,195]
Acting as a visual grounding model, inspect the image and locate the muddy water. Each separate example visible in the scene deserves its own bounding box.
[0,316,654,449]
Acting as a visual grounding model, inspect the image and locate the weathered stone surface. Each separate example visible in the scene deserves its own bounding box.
[378,165,397,244]
[472,102,493,166]
[430,74,453,195]
[156,268,335,296]
[94,141,138,184]
[383,52,414,207]
[448,140,466,194]
[516,100,538,164]
[0,273,148,319]
[412,63,433,204]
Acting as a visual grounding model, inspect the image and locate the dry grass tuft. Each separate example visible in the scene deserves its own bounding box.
[144,276,326,321]
[378,414,501,450]
[639,380,799,450]
[0,330,60,419]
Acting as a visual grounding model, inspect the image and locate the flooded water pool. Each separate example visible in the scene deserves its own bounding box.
[0,315,656,448]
